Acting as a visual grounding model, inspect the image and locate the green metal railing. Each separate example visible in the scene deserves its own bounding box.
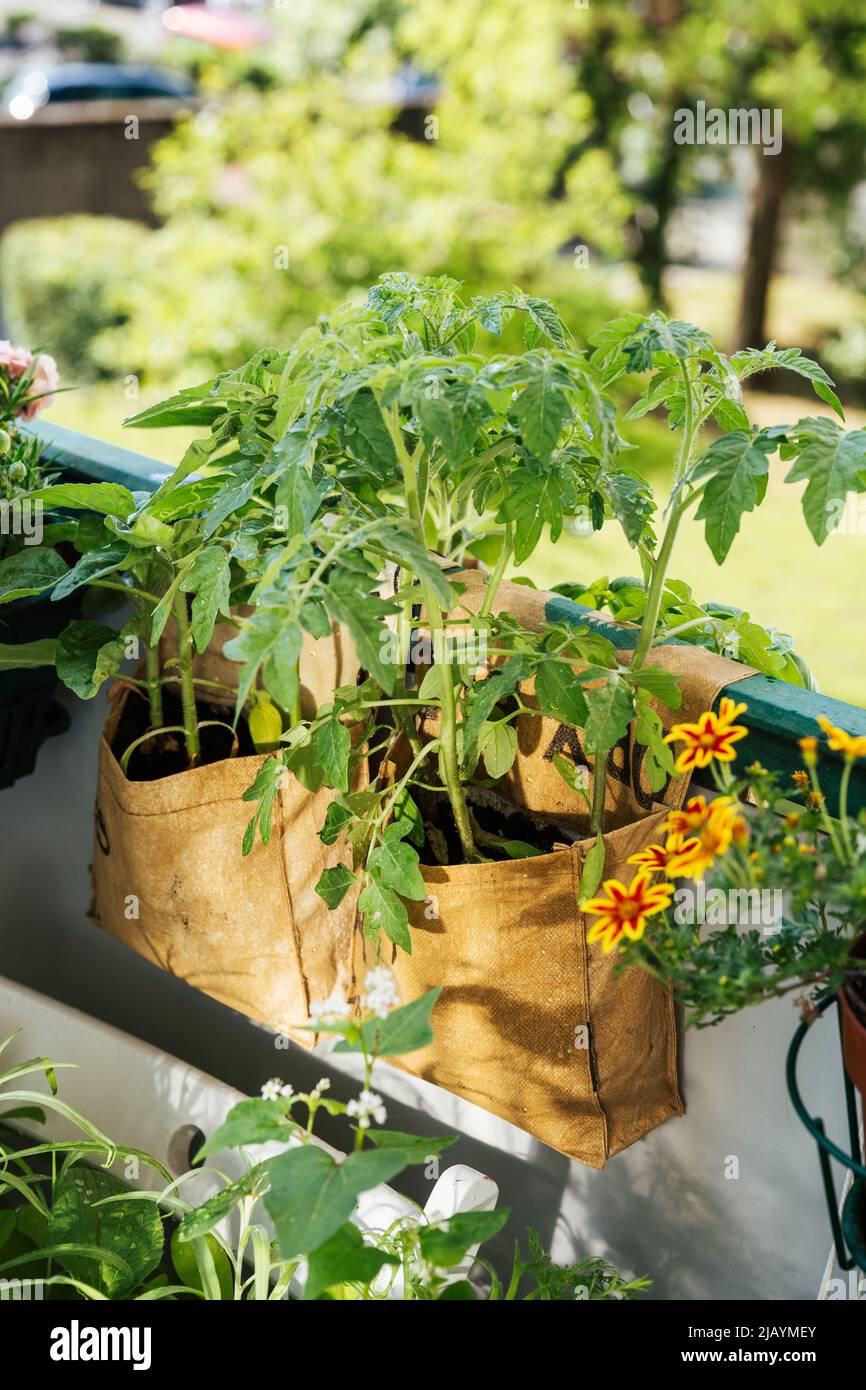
[787,995,866,1276]
[29,418,866,819]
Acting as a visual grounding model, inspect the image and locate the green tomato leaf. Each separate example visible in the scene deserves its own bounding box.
[535,661,589,726]
[183,546,232,654]
[315,863,358,910]
[248,692,283,751]
[578,833,606,906]
[691,431,775,564]
[52,540,130,601]
[461,656,531,775]
[314,715,351,793]
[627,665,682,710]
[634,691,677,792]
[582,682,634,755]
[730,346,844,420]
[275,464,322,538]
[367,824,426,901]
[782,417,866,544]
[478,719,518,778]
[358,878,412,953]
[56,620,126,699]
[29,482,136,519]
[511,357,574,463]
[0,638,58,670]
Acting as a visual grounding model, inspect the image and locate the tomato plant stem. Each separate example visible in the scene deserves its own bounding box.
[590,747,607,835]
[145,643,163,727]
[172,591,201,764]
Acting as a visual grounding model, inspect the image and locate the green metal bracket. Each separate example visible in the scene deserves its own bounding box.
[786,994,866,1276]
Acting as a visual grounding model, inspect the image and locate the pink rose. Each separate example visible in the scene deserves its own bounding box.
[17,353,60,420]
[0,340,33,380]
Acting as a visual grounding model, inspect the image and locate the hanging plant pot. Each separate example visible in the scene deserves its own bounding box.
[0,589,78,791]
[840,934,866,1100]
[354,804,683,1167]
[88,681,359,1043]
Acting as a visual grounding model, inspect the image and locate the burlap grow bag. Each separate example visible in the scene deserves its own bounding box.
[350,570,756,1165]
[90,574,753,1166]
[89,617,361,1044]
[354,808,679,1168]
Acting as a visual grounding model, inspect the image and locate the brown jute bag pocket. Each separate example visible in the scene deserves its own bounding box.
[89,689,357,1043]
[351,571,756,1164]
[353,807,681,1168]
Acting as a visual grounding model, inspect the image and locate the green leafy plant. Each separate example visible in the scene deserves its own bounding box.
[155,977,650,1300]
[209,275,680,931]
[0,1031,173,1300]
[0,998,647,1301]
[7,279,865,946]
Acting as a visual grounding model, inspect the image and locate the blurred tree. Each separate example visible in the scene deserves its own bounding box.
[572,1,866,347]
[97,0,630,381]
[54,26,124,65]
[722,1,866,348]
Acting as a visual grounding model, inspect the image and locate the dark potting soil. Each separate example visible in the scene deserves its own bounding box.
[111,687,256,781]
[415,783,581,865]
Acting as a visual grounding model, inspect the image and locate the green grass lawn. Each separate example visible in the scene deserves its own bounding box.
[50,382,866,711]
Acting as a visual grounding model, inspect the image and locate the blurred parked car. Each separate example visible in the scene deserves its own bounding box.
[3,64,197,120]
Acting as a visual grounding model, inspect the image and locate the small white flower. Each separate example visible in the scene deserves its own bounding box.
[279,1082,294,1100]
[261,1077,285,1102]
[309,1077,331,1100]
[347,1088,387,1130]
[856,831,866,856]
[309,988,351,1025]
[362,966,401,1019]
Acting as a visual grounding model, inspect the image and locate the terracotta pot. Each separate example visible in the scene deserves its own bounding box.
[840,934,866,1099]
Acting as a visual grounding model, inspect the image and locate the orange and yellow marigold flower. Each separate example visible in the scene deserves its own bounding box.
[628,833,705,878]
[816,714,866,761]
[584,872,674,953]
[662,793,731,837]
[659,794,747,879]
[664,699,748,773]
[683,808,744,879]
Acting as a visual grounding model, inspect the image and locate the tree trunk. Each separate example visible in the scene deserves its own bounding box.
[736,140,794,350]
